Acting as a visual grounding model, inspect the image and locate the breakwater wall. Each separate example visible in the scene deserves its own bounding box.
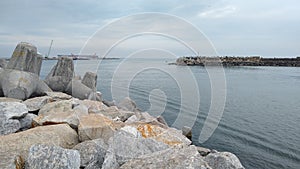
[176,56,300,67]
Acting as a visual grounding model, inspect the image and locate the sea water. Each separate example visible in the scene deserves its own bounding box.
[40,59,300,169]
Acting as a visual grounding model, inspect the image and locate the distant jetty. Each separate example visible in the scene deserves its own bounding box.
[176,56,300,67]
[43,55,120,60]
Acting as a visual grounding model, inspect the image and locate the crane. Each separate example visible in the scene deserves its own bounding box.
[45,40,53,58]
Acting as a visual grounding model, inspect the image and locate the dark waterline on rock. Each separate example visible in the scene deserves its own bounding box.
[40,59,300,169]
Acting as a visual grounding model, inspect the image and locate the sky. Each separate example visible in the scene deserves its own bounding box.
[0,0,299,58]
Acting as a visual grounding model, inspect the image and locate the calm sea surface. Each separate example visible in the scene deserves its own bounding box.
[41,59,300,169]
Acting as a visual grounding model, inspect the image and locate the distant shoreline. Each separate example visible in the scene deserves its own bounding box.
[175,56,300,67]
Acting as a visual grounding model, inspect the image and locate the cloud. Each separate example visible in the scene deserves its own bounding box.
[198,5,237,18]
[0,0,300,57]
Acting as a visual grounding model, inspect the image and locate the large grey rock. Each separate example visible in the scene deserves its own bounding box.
[45,57,74,92]
[157,115,168,127]
[0,69,36,100]
[35,79,53,95]
[197,146,211,156]
[182,126,192,140]
[102,100,116,107]
[93,105,134,122]
[73,138,108,168]
[102,149,119,169]
[0,124,78,169]
[114,111,134,122]
[6,42,42,75]
[0,70,2,97]
[0,118,20,136]
[78,114,122,143]
[0,97,22,102]
[0,102,28,119]
[65,72,100,100]
[19,113,37,131]
[82,72,97,90]
[120,145,211,169]
[65,79,93,100]
[33,99,88,129]
[204,151,245,169]
[0,69,52,100]
[142,112,168,128]
[88,91,102,101]
[125,112,167,128]
[124,114,139,124]
[0,59,7,68]
[27,144,80,169]
[23,96,52,112]
[76,99,108,114]
[102,129,169,169]
[134,123,192,146]
[117,97,139,112]
[0,102,28,135]
[120,126,142,138]
[45,91,72,101]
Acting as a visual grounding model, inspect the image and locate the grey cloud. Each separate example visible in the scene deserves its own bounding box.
[0,0,300,57]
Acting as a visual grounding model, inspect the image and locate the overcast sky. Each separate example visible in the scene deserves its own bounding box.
[0,0,299,58]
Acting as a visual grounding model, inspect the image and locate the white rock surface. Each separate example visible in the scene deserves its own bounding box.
[27,144,80,169]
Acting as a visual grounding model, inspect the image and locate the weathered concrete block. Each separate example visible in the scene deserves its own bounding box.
[65,79,93,100]
[45,57,74,92]
[0,59,7,69]
[0,69,51,100]
[6,42,42,75]
[82,72,97,90]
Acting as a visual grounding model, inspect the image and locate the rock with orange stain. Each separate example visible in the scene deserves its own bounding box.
[78,114,123,143]
[136,123,191,146]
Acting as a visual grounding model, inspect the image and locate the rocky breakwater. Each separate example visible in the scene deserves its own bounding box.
[0,42,245,169]
[0,95,246,169]
[0,42,101,101]
[0,42,51,100]
[176,56,300,67]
